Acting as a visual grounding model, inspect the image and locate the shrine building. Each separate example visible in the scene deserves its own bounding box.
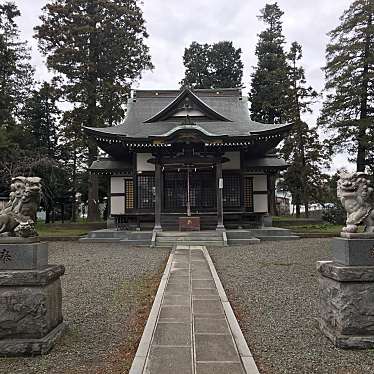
[85,88,291,232]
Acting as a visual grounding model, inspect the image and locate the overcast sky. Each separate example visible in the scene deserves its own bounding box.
[14,0,353,170]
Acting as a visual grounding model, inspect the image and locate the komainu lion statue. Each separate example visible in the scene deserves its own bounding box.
[337,169,374,233]
[0,176,41,238]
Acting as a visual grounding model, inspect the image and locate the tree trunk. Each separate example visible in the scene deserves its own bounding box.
[71,149,77,222]
[45,207,51,224]
[304,201,309,218]
[86,3,100,222]
[357,12,372,172]
[87,142,100,221]
[295,201,300,219]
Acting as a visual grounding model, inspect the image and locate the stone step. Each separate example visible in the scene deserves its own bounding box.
[228,238,261,245]
[248,228,296,237]
[119,239,151,246]
[156,236,222,241]
[157,236,221,242]
[79,237,122,243]
[157,231,221,237]
[155,240,223,247]
[86,229,128,239]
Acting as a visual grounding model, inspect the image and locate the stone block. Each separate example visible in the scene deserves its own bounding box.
[179,216,200,231]
[196,362,245,374]
[194,318,230,334]
[159,306,191,322]
[0,264,65,356]
[193,299,224,315]
[152,322,191,346]
[195,334,239,362]
[145,346,192,374]
[318,262,374,348]
[332,237,374,266]
[0,242,48,270]
[317,261,374,282]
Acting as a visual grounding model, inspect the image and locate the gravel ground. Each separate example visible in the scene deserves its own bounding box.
[0,242,169,374]
[209,239,374,374]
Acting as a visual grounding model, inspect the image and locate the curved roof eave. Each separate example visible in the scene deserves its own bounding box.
[249,122,293,135]
[150,124,226,138]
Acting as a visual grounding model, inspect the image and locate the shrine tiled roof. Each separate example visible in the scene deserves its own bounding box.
[84,88,291,140]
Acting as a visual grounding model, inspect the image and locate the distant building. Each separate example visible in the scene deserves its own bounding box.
[276,191,291,215]
[0,196,9,211]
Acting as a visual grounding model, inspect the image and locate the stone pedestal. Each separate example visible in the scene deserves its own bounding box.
[0,239,65,356]
[318,237,374,349]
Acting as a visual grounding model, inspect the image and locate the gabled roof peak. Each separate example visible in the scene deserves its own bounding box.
[144,88,231,123]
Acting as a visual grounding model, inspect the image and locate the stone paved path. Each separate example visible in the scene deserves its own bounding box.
[130,245,259,374]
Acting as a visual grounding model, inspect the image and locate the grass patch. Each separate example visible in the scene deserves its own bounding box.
[36,223,88,237]
[35,221,106,237]
[287,223,343,233]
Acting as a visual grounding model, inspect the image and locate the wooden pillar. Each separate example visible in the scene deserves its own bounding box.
[216,161,225,230]
[154,160,162,232]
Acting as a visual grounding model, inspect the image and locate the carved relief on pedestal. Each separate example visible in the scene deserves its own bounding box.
[0,289,49,339]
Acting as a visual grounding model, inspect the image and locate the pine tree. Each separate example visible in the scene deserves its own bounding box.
[35,0,153,220]
[181,41,243,89]
[318,0,374,172]
[249,2,290,124]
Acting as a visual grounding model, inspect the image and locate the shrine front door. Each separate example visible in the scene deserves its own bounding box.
[163,169,216,213]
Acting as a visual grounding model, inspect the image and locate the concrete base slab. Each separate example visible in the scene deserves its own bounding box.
[82,228,299,246]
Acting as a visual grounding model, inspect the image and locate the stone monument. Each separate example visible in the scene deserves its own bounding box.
[318,169,374,348]
[0,176,65,356]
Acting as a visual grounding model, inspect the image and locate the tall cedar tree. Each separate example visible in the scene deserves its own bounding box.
[35,0,153,220]
[0,2,34,191]
[281,42,329,217]
[249,3,290,215]
[319,0,374,172]
[0,2,34,154]
[60,109,88,221]
[181,41,243,89]
[24,82,61,159]
[250,3,290,124]
[22,81,71,223]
